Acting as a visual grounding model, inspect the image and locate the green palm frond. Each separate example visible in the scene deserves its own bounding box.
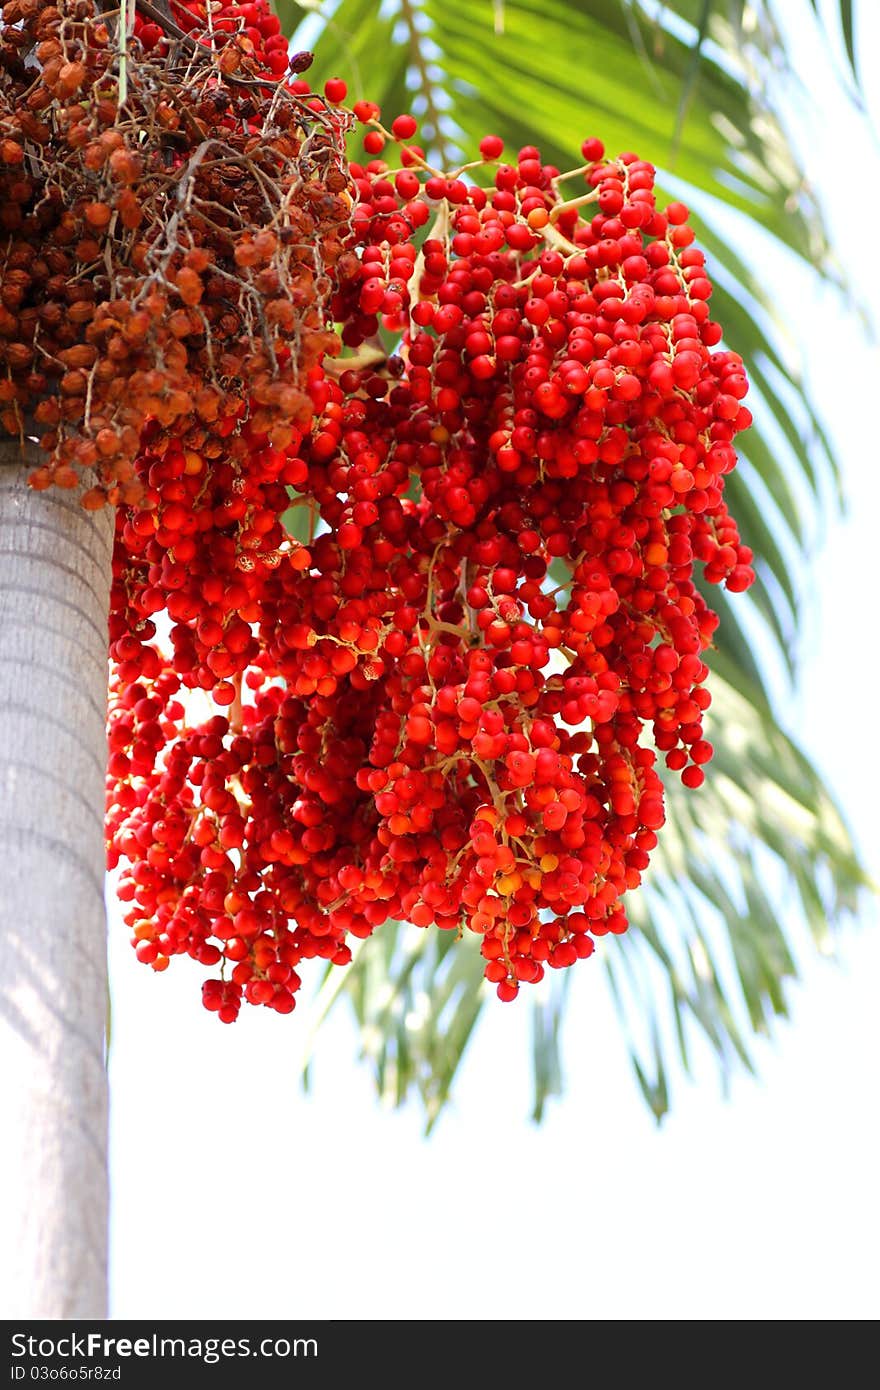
[277,0,872,1122]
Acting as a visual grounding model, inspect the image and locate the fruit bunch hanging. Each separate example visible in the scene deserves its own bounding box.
[1,4,754,1021]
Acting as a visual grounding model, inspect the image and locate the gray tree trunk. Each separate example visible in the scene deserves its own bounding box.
[0,440,113,1318]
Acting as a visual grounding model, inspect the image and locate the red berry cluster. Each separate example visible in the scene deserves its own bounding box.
[133,1,297,81]
[105,93,754,1020]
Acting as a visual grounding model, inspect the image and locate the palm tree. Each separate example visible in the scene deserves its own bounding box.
[279,0,871,1125]
[0,445,112,1315]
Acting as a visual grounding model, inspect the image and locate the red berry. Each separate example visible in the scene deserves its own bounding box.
[391,113,417,139]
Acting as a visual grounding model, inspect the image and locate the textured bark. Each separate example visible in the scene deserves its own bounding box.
[0,440,113,1318]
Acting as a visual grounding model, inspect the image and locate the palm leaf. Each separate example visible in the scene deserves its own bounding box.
[274,0,872,1122]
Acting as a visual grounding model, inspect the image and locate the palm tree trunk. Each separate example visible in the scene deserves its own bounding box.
[0,439,113,1317]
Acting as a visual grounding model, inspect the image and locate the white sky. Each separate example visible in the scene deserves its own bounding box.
[102,0,880,1321]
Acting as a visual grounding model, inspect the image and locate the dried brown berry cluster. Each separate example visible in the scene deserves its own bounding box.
[0,0,353,505]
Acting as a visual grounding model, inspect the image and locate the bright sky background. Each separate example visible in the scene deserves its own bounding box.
[106,1,880,1321]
